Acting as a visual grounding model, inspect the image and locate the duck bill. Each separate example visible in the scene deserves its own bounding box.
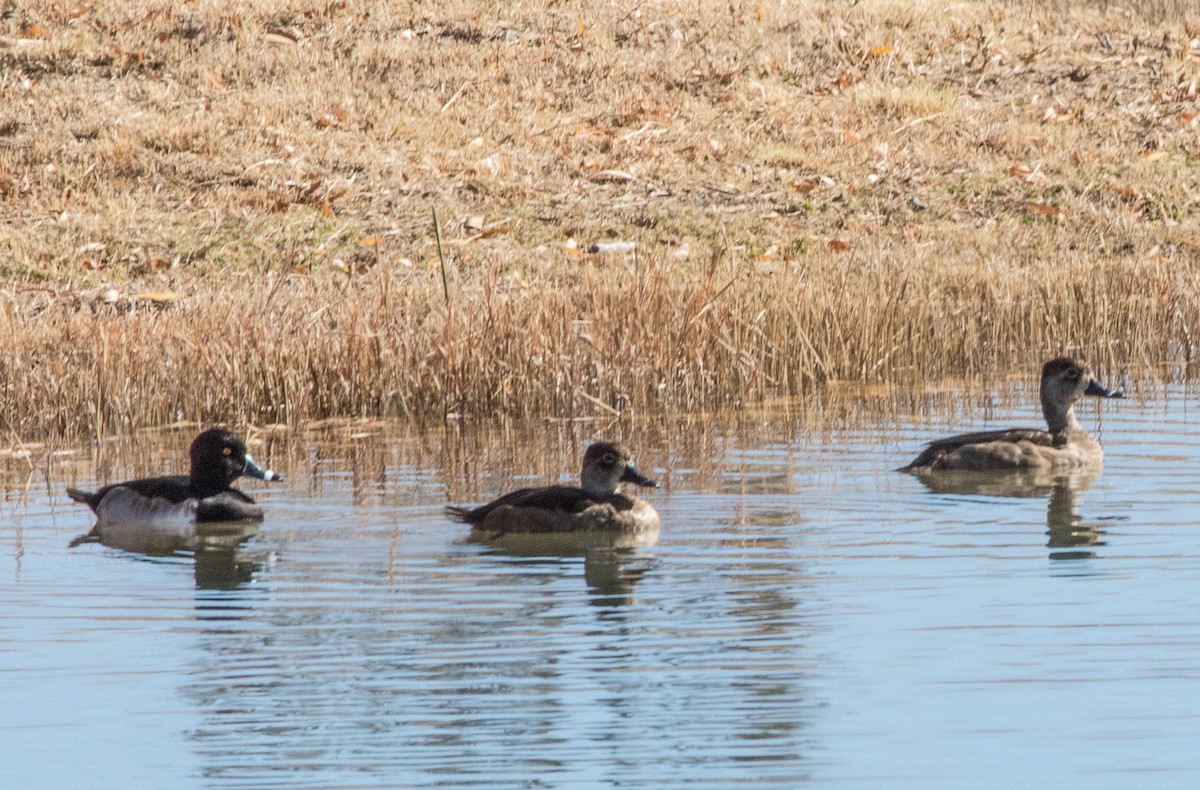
[620,463,658,489]
[243,454,285,482]
[1084,378,1123,399]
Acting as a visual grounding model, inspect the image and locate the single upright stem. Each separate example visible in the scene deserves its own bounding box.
[433,208,450,304]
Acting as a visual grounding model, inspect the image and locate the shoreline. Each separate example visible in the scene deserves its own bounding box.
[2,1,1197,437]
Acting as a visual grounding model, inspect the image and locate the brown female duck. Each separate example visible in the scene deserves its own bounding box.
[901,358,1122,472]
[447,442,660,536]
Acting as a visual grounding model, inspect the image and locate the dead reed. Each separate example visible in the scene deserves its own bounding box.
[1,0,1199,438]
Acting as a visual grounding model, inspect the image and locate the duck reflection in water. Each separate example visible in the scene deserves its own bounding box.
[69,520,264,590]
[912,468,1108,559]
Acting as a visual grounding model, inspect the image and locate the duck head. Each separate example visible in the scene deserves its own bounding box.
[580,442,658,497]
[190,428,285,496]
[1040,357,1122,433]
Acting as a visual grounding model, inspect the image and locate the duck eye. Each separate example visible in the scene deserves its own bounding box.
[1067,368,1081,379]
[602,453,616,465]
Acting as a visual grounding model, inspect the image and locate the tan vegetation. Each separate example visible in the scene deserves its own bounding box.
[2,0,1200,438]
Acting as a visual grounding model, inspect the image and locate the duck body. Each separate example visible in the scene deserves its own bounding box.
[68,429,284,547]
[903,426,1103,471]
[902,358,1122,472]
[447,442,660,537]
[68,474,265,524]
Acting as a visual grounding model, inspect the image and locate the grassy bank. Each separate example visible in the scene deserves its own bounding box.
[1,0,1199,437]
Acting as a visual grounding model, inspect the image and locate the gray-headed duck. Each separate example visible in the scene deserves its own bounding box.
[447,441,660,536]
[901,358,1122,472]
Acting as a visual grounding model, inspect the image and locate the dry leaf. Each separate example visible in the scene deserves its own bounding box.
[205,71,226,90]
[133,291,184,303]
[465,215,486,232]
[591,169,635,183]
[1023,202,1066,221]
[866,45,894,58]
[356,237,380,248]
[1114,186,1141,201]
[843,128,860,144]
[315,105,352,129]
[828,239,852,252]
[792,178,821,194]
[21,24,48,39]
[1008,164,1035,182]
[1144,150,1168,162]
[320,199,334,218]
[264,31,298,46]
[479,224,514,239]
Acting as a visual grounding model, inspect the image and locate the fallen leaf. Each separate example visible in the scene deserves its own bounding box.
[478,224,514,239]
[1144,150,1168,162]
[1114,185,1140,201]
[20,24,48,39]
[1023,202,1066,221]
[866,45,894,58]
[791,178,821,193]
[591,169,635,183]
[843,128,860,144]
[264,31,298,46]
[1008,164,1036,181]
[828,239,852,252]
[356,237,380,248]
[133,291,184,303]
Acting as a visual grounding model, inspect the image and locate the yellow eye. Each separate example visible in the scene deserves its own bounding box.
[223,447,232,456]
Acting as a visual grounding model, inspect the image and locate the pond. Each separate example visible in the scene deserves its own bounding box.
[3,376,1200,788]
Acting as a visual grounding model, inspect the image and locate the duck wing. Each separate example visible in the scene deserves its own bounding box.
[446,485,603,525]
[67,475,193,512]
[195,489,264,522]
[902,428,1056,471]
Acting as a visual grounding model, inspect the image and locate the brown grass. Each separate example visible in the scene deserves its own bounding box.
[2,0,1200,438]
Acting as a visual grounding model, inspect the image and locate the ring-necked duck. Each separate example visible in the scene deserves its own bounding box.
[901,357,1122,471]
[447,441,660,536]
[67,428,284,529]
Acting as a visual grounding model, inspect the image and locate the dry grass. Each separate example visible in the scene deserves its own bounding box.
[2,0,1200,438]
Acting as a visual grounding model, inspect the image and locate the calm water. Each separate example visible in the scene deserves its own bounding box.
[4,381,1200,788]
